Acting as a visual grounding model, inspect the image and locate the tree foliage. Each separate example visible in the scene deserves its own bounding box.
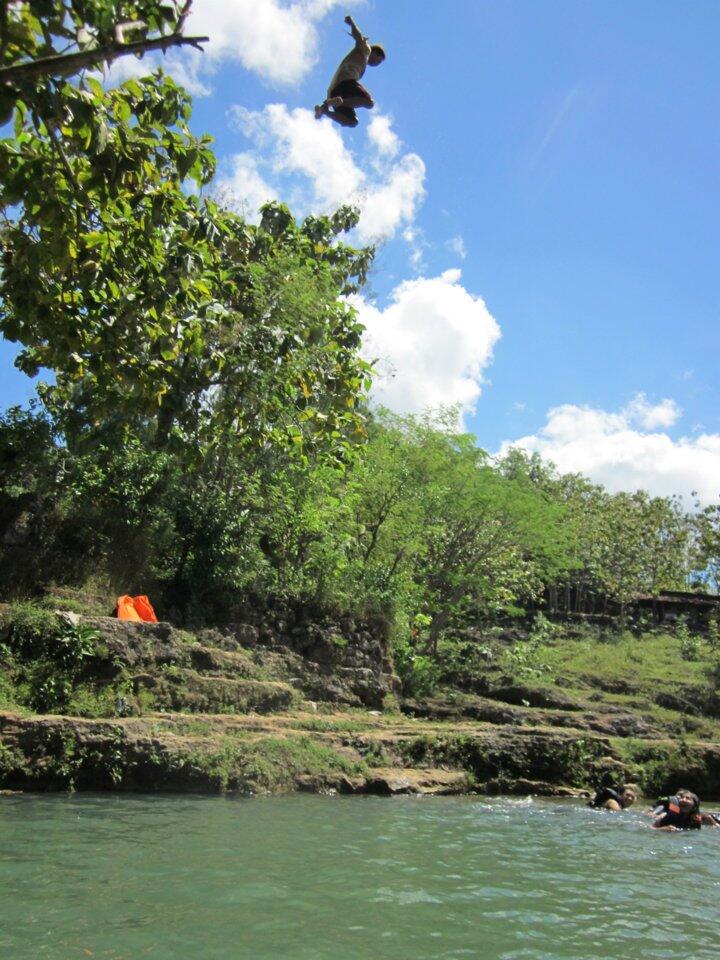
[695,502,720,593]
[0,0,206,113]
[0,4,373,463]
[0,2,711,649]
[497,449,696,615]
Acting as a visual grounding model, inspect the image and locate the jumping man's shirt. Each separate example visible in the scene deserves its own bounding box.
[328,37,372,94]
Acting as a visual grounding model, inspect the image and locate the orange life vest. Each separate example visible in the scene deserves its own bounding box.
[116,595,158,623]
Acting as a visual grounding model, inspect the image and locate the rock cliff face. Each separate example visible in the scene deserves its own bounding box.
[203,611,399,709]
[3,707,720,798]
[2,611,720,799]
[82,612,398,711]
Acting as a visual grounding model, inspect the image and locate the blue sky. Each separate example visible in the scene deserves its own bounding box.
[2,0,719,501]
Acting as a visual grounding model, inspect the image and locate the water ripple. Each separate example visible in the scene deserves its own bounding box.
[2,794,720,959]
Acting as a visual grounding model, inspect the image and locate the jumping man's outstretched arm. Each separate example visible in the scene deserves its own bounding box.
[344,15,365,44]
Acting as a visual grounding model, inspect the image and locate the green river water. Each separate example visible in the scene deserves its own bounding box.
[2,793,719,960]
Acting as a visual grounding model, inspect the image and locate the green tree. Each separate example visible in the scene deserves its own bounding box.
[499,449,694,616]
[695,502,720,593]
[412,420,570,652]
[0,2,377,611]
[334,412,572,651]
[0,0,206,117]
[1,2,374,466]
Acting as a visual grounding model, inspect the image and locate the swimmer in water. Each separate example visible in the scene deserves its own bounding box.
[588,785,637,811]
[651,788,702,831]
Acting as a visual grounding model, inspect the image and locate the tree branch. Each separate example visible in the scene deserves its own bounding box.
[176,0,194,35]
[0,0,9,62]
[0,32,209,86]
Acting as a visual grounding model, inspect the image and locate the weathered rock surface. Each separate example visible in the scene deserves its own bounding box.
[84,617,187,670]
[83,614,398,709]
[485,685,584,712]
[0,711,610,795]
[134,670,295,714]
[3,708,720,798]
[3,607,720,799]
[402,693,664,739]
[362,767,471,796]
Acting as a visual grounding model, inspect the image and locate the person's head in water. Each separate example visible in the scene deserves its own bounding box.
[620,787,637,807]
[368,44,386,66]
[676,788,699,811]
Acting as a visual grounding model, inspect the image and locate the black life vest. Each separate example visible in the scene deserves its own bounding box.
[589,787,628,809]
[653,794,702,830]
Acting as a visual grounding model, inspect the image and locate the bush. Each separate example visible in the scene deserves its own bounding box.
[7,604,102,712]
[393,639,442,698]
[707,616,720,652]
[65,682,134,718]
[9,603,60,657]
[435,635,494,691]
[676,617,703,662]
[502,614,555,681]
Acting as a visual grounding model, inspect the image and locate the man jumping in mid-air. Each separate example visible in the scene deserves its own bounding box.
[315,15,385,128]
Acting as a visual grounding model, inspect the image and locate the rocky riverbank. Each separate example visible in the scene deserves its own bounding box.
[1,609,720,798]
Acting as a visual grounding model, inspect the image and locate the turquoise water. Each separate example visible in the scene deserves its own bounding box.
[2,794,719,960]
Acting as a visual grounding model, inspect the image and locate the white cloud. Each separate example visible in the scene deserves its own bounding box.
[214,152,277,221]
[227,104,426,243]
[236,104,364,207]
[98,45,211,96]
[358,153,425,242]
[447,235,467,260]
[623,392,681,429]
[186,0,352,87]
[367,114,400,158]
[355,269,501,421]
[103,0,355,92]
[498,399,720,503]
[161,48,212,96]
[403,226,428,271]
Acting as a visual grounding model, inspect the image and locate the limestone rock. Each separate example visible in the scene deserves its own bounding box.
[363,767,471,796]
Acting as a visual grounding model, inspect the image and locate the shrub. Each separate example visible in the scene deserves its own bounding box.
[393,640,442,697]
[9,603,60,657]
[707,616,720,652]
[503,614,556,681]
[676,617,703,662]
[7,604,102,712]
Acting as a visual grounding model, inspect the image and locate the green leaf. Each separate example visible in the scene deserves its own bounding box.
[86,76,105,100]
[13,100,28,138]
[116,99,132,122]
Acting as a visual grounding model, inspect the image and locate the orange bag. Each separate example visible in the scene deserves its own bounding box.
[116,595,158,623]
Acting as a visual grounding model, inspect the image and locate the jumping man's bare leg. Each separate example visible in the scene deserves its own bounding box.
[324,108,358,128]
[314,96,344,119]
[334,94,374,110]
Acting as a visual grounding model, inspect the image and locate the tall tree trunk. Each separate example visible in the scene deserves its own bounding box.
[426,584,467,656]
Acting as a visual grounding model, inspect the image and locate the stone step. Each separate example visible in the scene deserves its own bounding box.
[188,646,262,679]
[402,694,664,738]
[132,670,294,714]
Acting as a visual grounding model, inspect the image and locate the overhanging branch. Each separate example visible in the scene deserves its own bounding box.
[0,31,209,86]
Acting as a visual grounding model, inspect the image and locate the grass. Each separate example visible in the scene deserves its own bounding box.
[430,625,720,742]
[608,736,720,798]
[38,585,115,617]
[291,707,390,733]
[0,672,30,714]
[181,734,367,792]
[540,631,713,692]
